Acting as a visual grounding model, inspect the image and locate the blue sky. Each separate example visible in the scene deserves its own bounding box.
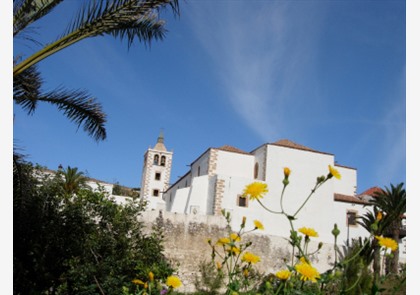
[12,0,407,194]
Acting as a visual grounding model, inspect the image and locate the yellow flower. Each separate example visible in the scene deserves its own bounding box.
[132,279,145,285]
[295,262,320,282]
[298,227,319,238]
[148,272,154,281]
[243,268,249,277]
[241,252,261,264]
[375,236,398,251]
[328,165,341,180]
[228,246,240,255]
[230,233,241,242]
[276,269,292,281]
[166,276,182,289]
[243,182,268,200]
[217,237,230,245]
[216,261,222,269]
[254,220,264,230]
[376,211,383,221]
[284,167,291,178]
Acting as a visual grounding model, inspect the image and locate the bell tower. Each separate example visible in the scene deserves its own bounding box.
[140,130,173,210]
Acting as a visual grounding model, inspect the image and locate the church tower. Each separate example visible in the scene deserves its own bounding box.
[140,130,173,210]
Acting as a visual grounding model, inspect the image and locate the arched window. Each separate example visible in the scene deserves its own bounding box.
[153,155,159,165]
[254,163,259,179]
[197,166,201,176]
[160,156,166,166]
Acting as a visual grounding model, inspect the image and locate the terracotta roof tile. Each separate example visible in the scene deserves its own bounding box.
[334,193,371,205]
[216,145,250,155]
[270,139,332,155]
[359,186,383,197]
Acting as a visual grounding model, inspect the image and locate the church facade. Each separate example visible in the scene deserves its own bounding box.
[139,136,406,260]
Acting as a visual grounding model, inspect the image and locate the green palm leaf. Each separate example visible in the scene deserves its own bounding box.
[14,0,64,37]
[36,88,107,141]
[14,0,179,76]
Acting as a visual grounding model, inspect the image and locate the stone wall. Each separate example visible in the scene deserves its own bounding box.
[140,210,338,293]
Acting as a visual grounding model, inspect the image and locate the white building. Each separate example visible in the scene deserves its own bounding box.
[139,131,173,210]
[140,137,405,261]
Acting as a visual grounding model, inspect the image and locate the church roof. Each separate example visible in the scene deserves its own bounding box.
[153,130,167,151]
[216,145,250,155]
[270,139,332,155]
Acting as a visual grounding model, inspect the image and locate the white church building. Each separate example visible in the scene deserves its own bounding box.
[139,135,406,261]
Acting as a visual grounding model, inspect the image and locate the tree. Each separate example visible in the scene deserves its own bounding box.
[13,0,180,141]
[13,158,174,294]
[58,165,89,195]
[371,183,406,275]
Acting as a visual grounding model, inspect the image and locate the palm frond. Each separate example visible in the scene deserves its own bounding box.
[37,88,107,141]
[13,0,64,37]
[13,65,42,114]
[14,0,179,76]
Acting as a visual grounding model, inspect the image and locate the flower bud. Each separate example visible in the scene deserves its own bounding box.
[284,167,291,179]
[332,224,340,237]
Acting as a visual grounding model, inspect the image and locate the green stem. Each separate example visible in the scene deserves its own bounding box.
[280,184,287,213]
[293,181,324,218]
[257,199,282,214]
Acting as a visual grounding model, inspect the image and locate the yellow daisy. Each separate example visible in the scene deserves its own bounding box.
[241,252,261,264]
[217,237,230,245]
[328,165,341,180]
[254,220,264,230]
[375,236,398,251]
[276,269,292,281]
[243,182,268,200]
[295,262,320,283]
[228,246,240,256]
[298,227,319,238]
[230,233,241,242]
[132,279,145,285]
[166,276,182,289]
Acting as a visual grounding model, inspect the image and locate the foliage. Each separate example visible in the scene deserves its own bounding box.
[13,157,174,294]
[193,260,226,295]
[371,183,406,275]
[113,182,140,198]
[13,0,180,141]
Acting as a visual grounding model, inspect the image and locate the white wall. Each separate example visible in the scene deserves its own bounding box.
[214,150,255,178]
[335,165,357,196]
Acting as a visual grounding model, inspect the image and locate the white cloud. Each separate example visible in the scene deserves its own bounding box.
[186,1,325,141]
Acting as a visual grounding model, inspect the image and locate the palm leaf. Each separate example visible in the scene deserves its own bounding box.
[36,88,107,141]
[14,0,179,76]
[13,65,42,114]
[13,0,64,37]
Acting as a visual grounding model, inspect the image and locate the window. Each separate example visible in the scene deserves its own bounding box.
[160,156,166,166]
[197,166,201,176]
[152,189,159,197]
[347,211,357,226]
[237,195,248,207]
[254,163,259,179]
[153,155,159,165]
[155,172,161,181]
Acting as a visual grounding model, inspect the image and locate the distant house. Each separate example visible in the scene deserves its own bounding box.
[140,136,405,262]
